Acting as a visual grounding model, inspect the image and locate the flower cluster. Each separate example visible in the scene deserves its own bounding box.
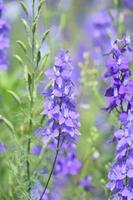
[0,0,9,70]
[104,36,132,112]
[37,49,80,144]
[104,36,133,199]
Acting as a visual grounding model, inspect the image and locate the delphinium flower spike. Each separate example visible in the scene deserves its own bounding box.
[37,49,81,199]
[103,36,133,199]
[0,0,9,70]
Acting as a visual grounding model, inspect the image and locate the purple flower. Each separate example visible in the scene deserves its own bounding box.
[83,10,116,65]
[103,36,133,199]
[36,49,80,144]
[34,50,82,198]
[80,176,94,192]
[31,145,42,156]
[0,143,6,153]
[0,0,9,70]
[121,0,133,9]
[49,176,69,200]
[104,36,132,112]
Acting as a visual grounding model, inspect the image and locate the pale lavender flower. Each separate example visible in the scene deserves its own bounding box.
[80,176,94,192]
[31,145,42,156]
[0,143,6,153]
[49,176,69,200]
[84,10,116,65]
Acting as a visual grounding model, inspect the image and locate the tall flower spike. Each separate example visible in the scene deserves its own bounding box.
[37,49,80,144]
[104,36,133,199]
[36,50,81,200]
[0,0,9,70]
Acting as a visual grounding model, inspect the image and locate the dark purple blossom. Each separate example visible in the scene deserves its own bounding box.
[0,0,9,70]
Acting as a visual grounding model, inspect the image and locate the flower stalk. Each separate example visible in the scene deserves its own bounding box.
[26,0,37,193]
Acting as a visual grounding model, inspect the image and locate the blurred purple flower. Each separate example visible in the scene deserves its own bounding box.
[31,145,42,156]
[80,176,94,192]
[50,176,69,200]
[0,0,9,70]
[31,180,49,200]
[121,0,133,9]
[83,10,116,65]
[0,143,6,153]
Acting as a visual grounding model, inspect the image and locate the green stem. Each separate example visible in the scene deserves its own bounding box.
[26,0,36,193]
[32,0,35,62]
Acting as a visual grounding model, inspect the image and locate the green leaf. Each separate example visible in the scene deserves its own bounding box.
[14,54,24,65]
[17,40,26,53]
[59,14,66,30]
[41,53,49,67]
[0,115,15,133]
[41,29,50,43]
[21,18,30,33]
[7,90,21,105]
[28,38,32,49]
[20,1,29,16]
[24,64,28,81]
[37,50,41,66]
[38,0,45,13]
